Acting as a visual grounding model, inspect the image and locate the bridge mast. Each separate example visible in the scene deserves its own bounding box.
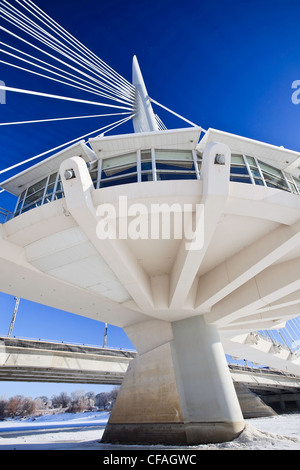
[132,55,159,133]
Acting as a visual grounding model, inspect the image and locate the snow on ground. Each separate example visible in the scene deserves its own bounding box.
[0,411,299,450]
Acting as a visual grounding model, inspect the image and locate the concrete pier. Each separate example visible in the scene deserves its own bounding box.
[102,317,244,444]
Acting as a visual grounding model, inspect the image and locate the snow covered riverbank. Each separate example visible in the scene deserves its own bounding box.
[0,411,299,450]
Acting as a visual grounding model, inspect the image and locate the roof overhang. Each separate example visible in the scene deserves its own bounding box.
[197,128,300,177]
[4,125,296,197]
[0,141,96,196]
[88,127,203,159]
[0,128,202,197]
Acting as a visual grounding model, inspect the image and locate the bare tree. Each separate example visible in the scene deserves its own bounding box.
[20,397,36,417]
[108,387,120,403]
[0,387,120,419]
[52,392,71,409]
[85,391,95,402]
[0,400,6,420]
[67,390,89,413]
[95,388,119,410]
[5,395,36,418]
[5,396,23,418]
[95,392,110,410]
[35,396,49,409]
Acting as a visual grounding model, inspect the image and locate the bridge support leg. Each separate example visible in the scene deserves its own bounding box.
[102,316,245,445]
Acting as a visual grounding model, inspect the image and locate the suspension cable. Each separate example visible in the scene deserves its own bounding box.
[1,2,134,100]
[0,15,132,103]
[0,112,131,126]
[0,85,133,111]
[1,42,132,102]
[149,97,199,127]
[0,114,135,177]
[18,0,134,92]
[1,57,132,106]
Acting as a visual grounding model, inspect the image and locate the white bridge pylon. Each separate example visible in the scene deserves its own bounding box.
[0,0,300,447]
[132,55,158,133]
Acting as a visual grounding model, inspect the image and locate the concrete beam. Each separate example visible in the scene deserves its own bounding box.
[226,304,300,328]
[205,258,300,327]
[196,221,300,312]
[256,290,300,313]
[0,230,146,328]
[169,142,230,309]
[0,367,125,385]
[60,156,155,313]
[222,333,300,376]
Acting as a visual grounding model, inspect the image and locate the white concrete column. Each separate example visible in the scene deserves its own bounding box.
[171,315,244,444]
[102,316,245,445]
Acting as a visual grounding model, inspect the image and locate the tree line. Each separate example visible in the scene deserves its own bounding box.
[0,387,119,420]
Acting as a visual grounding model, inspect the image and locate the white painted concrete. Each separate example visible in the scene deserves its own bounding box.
[1,128,300,444]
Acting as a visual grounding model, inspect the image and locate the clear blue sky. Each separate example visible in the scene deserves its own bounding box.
[0,0,300,398]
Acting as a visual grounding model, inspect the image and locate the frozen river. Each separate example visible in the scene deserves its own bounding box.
[0,411,299,450]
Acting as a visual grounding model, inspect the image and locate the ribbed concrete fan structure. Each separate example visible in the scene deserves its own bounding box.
[1,2,300,444]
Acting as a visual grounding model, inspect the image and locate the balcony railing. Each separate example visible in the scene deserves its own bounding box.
[0,207,13,224]
[3,149,300,221]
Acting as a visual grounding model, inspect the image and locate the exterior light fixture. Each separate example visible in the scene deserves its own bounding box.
[64,169,75,180]
[215,154,225,165]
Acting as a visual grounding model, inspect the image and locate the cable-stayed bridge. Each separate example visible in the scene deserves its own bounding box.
[1,1,300,445]
[0,335,299,417]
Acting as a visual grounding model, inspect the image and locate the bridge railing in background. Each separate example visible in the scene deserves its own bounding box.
[258,316,300,355]
[226,316,300,369]
[0,207,13,224]
[0,335,137,357]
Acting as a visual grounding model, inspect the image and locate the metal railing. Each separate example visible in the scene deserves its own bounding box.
[0,334,136,353]
[258,316,300,355]
[0,207,13,224]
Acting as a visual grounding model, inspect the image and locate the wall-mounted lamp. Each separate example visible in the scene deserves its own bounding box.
[64,169,76,180]
[215,154,225,165]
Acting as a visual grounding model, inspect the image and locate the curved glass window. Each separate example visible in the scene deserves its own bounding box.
[293,176,300,193]
[230,154,252,184]
[21,177,48,214]
[100,152,137,188]
[230,154,299,194]
[155,150,197,181]
[14,172,63,216]
[141,150,153,182]
[259,162,289,190]
[12,149,299,218]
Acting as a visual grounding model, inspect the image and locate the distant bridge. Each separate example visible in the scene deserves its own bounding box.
[0,336,300,416]
[0,336,135,385]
